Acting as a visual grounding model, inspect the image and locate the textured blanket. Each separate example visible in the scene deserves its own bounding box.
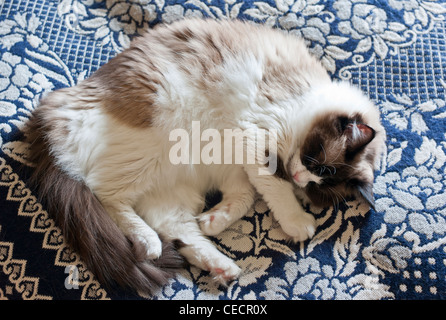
[1,0,446,300]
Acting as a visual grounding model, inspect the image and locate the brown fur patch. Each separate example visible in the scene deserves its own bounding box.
[88,44,163,128]
[161,21,227,86]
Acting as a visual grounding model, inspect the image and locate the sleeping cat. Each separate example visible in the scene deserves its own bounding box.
[24,19,386,294]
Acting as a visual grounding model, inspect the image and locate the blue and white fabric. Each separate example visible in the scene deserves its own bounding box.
[0,0,446,300]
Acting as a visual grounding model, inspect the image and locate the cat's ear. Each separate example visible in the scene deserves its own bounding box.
[357,182,375,210]
[345,123,376,154]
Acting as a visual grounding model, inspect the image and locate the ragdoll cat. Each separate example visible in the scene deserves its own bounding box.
[24,19,386,294]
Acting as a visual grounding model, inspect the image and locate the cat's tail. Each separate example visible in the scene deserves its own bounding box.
[23,104,184,295]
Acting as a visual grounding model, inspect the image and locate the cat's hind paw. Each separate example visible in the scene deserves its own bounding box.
[207,260,241,285]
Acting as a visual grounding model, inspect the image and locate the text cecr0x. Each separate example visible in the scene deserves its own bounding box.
[223,304,267,315]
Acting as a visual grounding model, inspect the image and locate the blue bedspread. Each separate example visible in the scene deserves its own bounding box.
[1,0,445,300]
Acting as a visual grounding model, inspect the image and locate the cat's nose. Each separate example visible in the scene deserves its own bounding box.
[293,172,300,182]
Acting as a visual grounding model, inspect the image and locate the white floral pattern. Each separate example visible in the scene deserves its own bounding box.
[1,0,446,300]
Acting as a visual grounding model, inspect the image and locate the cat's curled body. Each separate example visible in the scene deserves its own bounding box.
[25,19,386,293]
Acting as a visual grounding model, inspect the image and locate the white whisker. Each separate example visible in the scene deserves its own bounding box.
[320,144,327,164]
[328,186,347,210]
[304,155,319,165]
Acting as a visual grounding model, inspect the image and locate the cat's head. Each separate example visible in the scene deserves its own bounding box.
[287,112,379,209]
[281,83,386,210]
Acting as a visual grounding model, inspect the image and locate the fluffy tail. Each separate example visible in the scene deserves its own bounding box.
[23,104,184,295]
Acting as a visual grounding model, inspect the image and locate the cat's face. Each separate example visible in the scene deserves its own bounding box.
[287,112,377,209]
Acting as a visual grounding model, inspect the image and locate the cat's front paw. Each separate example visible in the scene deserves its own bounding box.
[280,212,317,243]
[198,206,231,236]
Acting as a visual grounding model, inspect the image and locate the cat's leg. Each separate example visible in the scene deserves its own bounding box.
[99,197,163,259]
[198,168,256,236]
[175,218,242,284]
[243,164,317,242]
[137,194,241,284]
